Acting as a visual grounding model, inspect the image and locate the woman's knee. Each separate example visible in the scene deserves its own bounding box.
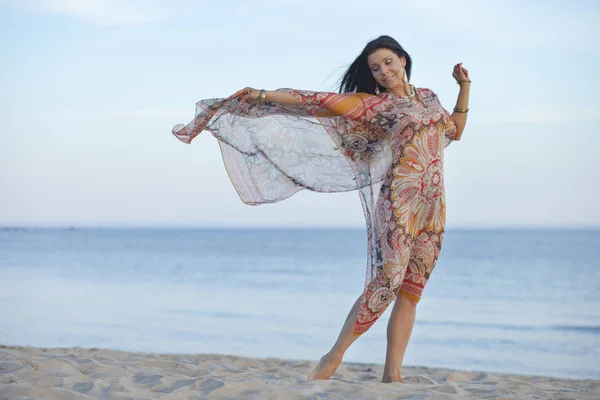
[396,293,418,308]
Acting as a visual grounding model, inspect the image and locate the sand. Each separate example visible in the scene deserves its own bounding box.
[0,345,597,399]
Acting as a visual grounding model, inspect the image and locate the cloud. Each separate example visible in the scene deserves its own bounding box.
[44,104,600,127]
[6,0,190,25]
[483,107,600,125]
[46,108,192,120]
[6,0,311,24]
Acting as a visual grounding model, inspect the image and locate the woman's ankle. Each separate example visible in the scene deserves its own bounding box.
[382,374,404,383]
[382,366,403,383]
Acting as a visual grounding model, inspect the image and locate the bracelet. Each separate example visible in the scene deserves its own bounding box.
[258,89,267,105]
[453,106,469,113]
[456,79,472,85]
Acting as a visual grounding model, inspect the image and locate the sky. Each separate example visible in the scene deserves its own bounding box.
[1,0,599,228]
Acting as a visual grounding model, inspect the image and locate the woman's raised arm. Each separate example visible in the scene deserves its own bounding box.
[232,87,377,120]
[450,63,471,140]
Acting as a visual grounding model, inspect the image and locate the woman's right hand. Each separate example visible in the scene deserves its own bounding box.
[452,63,470,84]
[231,87,260,103]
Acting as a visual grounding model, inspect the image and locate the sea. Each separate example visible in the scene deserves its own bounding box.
[0,228,598,380]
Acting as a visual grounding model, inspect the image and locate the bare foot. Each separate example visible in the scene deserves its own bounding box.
[382,374,404,383]
[308,353,343,381]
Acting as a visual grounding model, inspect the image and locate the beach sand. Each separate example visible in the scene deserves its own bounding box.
[0,345,597,399]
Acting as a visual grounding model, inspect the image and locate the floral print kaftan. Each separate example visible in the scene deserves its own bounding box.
[173,87,461,335]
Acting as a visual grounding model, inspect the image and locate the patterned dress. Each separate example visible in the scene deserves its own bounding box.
[173,87,461,335]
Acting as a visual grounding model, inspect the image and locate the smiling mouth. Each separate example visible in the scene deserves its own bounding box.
[383,75,395,82]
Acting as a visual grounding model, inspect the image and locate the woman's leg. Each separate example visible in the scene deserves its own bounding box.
[382,295,417,383]
[308,293,364,380]
[382,231,442,382]
[309,249,415,380]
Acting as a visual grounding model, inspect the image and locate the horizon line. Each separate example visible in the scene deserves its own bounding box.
[1,224,599,231]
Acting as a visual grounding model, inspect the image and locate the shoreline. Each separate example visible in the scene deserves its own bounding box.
[1,345,598,399]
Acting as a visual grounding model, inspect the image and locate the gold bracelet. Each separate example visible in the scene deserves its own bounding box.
[258,89,267,105]
[454,106,469,113]
[456,80,472,85]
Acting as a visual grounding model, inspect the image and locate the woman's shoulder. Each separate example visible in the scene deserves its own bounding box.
[416,87,443,106]
[416,87,437,98]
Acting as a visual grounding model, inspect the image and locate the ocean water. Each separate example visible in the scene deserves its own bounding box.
[0,228,599,380]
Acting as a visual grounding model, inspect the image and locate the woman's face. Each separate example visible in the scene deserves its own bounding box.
[367,48,406,91]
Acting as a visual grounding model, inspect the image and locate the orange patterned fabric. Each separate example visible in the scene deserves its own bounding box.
[173,87,459,335]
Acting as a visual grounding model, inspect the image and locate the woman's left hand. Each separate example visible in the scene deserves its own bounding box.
[231,87,260,102]
[452,63,470,83]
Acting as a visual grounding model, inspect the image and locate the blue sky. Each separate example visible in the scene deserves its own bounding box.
[1,0,599,228]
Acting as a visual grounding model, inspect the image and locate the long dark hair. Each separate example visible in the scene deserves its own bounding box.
[339,35,412,94]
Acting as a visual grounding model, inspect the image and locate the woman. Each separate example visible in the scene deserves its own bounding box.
[173,35,470,383]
